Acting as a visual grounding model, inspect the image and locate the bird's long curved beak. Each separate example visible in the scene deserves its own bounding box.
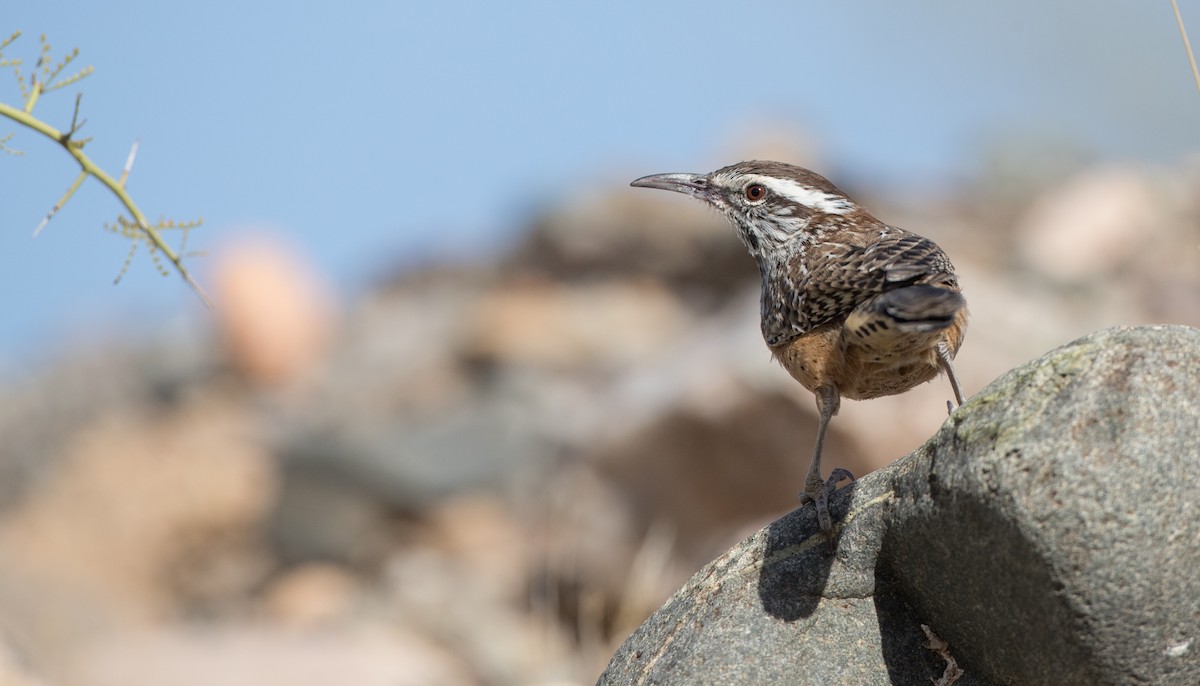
[630,172,709,198]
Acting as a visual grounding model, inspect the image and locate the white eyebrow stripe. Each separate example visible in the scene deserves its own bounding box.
[747,175,856,215]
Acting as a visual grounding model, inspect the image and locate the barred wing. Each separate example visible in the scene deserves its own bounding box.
[763,229,959,346]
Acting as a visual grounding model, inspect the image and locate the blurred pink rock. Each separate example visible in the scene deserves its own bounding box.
[1015,167,1166,282]
[260,563,361,628]
[211,233,336,387]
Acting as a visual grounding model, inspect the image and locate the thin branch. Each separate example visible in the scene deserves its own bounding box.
[33,169,87,237]
[66,91,84,137]
[1171,0,1200,96]
[43,46,80,89]
[0,30,19,53]
[23,78,41,113]
[119,138,138,187]
[0,99,211,306]
[0,131,21,155]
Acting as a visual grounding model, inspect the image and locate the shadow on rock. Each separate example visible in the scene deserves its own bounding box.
[875,495,1097,685]
[756,489,851,621]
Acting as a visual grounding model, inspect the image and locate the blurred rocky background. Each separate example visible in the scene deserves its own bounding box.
[1,139,1199,686]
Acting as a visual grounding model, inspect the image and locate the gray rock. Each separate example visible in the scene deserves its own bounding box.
[598,325,1200,685]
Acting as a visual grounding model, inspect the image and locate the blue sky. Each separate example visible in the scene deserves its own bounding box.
[2,2,1198,370]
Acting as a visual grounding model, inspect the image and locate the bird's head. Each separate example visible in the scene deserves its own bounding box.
[631,160,860,258]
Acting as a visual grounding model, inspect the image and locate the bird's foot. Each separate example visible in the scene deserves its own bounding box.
[799,468,856,548]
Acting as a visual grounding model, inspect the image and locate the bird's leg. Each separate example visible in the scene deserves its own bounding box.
[799,385,853,542]
[936,342,966,410]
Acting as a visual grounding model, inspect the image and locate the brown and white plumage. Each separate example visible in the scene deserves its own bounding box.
[632,160,968,544]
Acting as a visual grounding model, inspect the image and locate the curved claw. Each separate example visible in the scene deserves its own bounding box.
[800,468,857,549]
[826,468,855,493]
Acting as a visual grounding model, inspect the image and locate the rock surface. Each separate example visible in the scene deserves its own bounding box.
[598,325,1200,685]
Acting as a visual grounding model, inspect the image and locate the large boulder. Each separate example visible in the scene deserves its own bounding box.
[598,325,1200,685]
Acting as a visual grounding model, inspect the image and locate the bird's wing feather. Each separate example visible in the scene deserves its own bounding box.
[769,230,957,344]
[860,232,956,286]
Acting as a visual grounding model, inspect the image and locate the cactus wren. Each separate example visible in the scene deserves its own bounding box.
[631,160,967,543]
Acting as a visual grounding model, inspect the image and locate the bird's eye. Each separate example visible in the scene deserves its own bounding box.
[745,184,767,202]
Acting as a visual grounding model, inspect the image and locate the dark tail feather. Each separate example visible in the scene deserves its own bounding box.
[872,285,964,332]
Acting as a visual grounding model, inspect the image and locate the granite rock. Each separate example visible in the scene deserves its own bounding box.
[599,326,1200,685]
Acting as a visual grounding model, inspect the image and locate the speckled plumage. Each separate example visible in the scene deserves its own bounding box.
[631,160,969,544]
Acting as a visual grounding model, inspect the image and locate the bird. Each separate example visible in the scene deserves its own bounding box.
[630,160,967,544]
